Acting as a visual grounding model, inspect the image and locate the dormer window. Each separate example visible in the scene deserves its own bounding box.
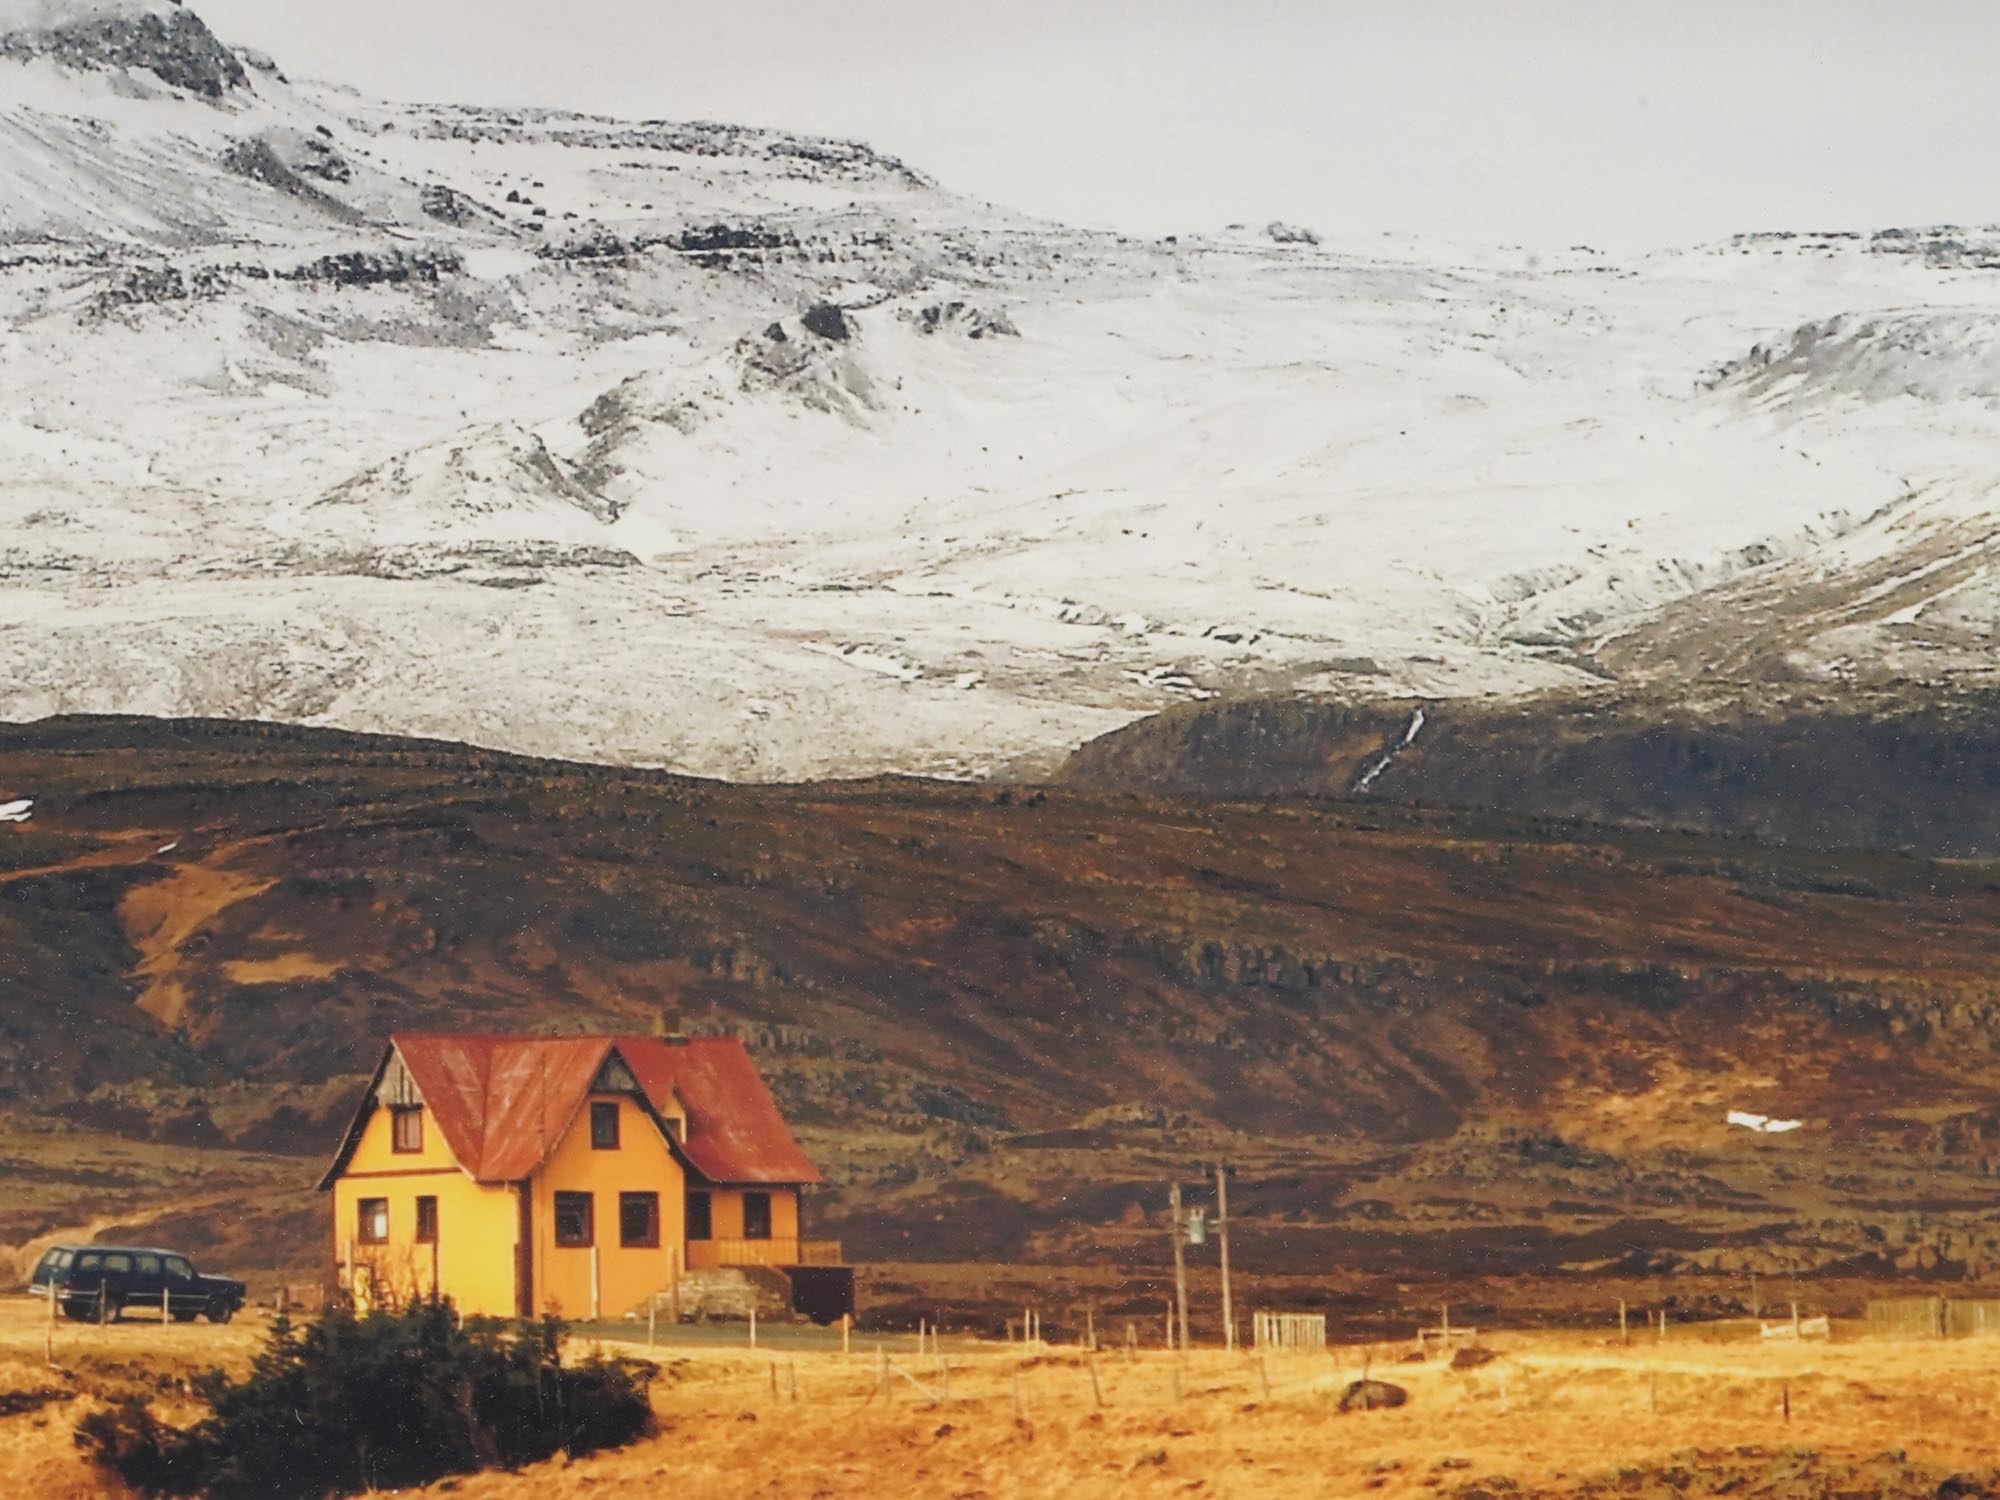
[590,1101,620,1150]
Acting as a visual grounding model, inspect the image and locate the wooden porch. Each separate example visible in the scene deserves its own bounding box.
[685,1237,843,1270]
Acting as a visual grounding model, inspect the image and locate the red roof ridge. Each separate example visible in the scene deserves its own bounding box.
[321,1030,820,1189]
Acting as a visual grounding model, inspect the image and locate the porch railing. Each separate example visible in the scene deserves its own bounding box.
[686,1237,843,1269]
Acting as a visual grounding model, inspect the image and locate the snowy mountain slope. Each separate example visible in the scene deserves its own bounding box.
[3,2,2000,778]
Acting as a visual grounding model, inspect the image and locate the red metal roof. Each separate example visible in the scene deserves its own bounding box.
[320,1031,819,1188]
[614,1035,821,1186]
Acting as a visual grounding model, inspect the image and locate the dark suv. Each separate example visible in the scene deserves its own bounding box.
[51,1246,246,1324]
[27,1245,77,1298]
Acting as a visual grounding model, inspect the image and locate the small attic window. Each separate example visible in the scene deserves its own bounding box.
[391,1107,423,1154]
[590,1101,620,1150]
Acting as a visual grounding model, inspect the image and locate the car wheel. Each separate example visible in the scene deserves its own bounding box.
[206,1298,235,1324]
[62,1302,89,1323]
[105,1294,125,1323]
[172,1310,198,1323]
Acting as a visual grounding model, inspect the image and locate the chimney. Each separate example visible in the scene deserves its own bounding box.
[653,1005,686,1044]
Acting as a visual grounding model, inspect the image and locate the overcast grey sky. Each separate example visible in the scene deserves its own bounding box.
[191,0,2000,250]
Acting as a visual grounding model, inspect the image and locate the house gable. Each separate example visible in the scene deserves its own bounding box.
[615,1034,821,1185]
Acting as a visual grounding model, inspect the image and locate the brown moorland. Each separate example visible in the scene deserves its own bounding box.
[8,1299,2000,1500]
[2,715,2000,1319]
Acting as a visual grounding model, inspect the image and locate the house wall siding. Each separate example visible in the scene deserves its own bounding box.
[330,1104,519,1317]
[529,1092,687,1320]
[686,1186,801,1268]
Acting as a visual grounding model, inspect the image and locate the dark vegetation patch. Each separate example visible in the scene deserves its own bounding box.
[75,1302,652,1500]
[1063,687,2000,858]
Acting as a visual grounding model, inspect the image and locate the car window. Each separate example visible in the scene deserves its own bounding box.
[136,1255,162,1276]
[35,1251,58,1274]
[164,1257,194,1281]
[56,1250,74,1268]
[76,1253,101,1271]
[102,1254,133,1273]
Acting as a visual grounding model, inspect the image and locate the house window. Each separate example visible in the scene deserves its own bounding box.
[391,1107,423,1154]
[620,1192,660,1249]
[742,1191,772,1241]
[590,1101,620,1150]
[358,1198,390,1245]
[554,1191,594,1248]
[685,1190,712,1241]
[415,1196,439,1244]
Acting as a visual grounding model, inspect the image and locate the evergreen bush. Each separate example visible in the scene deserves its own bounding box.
[76,1300,653,1499]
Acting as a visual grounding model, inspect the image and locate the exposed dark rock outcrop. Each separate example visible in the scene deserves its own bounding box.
[419,184,502,229]
[222,138,365,224]
[0,2,248,99]
[908,301,1019,339]
[292,134,352,184]
[801,302,852,342]
[283,249,463,287]
[667,221,799,270]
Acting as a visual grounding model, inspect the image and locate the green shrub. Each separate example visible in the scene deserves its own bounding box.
[76,1301,653,1499]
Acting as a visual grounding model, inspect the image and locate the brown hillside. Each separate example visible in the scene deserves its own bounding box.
[4,715,2000,1314]
[1061,688,2000,858]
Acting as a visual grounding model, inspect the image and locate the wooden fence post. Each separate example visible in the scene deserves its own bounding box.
[45,1282,56,1368]
[749,1305,758,1349]
[842,1313,851,1357]
[1170,1181,1190,1354]
[1619,1298,1628,1346]
[1089,1354,1103,1409]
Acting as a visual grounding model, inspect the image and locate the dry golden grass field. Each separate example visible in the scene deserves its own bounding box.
[7,1296,2000,1500]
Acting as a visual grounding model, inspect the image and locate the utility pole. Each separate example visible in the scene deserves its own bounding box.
[1168,1181,1189,1352]
[1216,1162,1235,1352]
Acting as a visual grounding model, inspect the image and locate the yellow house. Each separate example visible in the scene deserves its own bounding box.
[317,1030,837,1321]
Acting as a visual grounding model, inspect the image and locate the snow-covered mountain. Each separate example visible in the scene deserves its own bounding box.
[3,0,1998,778]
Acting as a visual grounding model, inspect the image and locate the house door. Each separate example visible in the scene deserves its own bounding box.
[515,1184,535,1319]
